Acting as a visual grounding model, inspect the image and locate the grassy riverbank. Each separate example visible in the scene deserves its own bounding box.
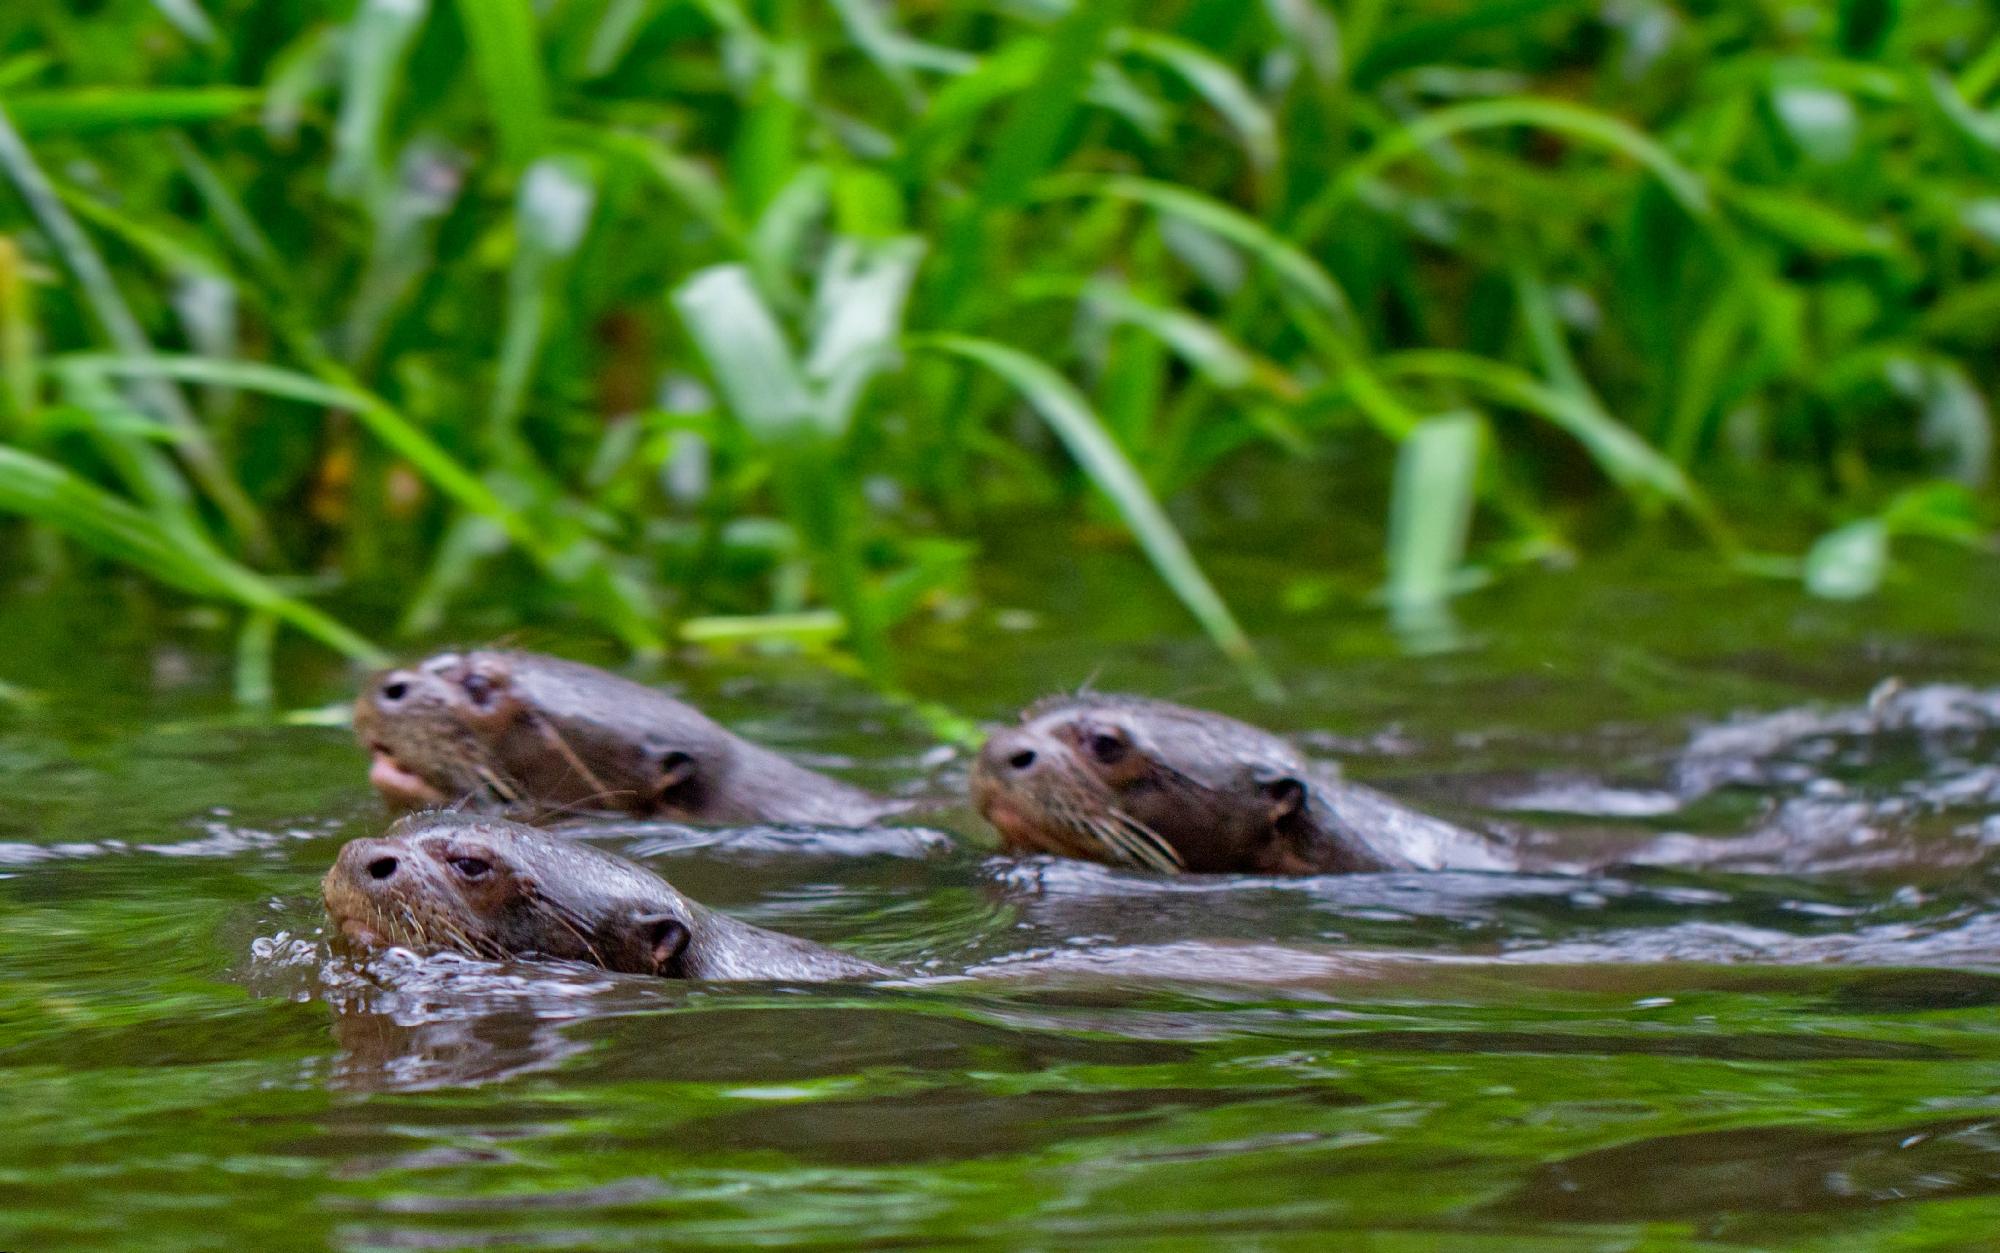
[0,0,1995,693]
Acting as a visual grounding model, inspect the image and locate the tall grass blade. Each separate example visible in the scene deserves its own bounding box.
[342,141,466,367]
[1353,0,1574,82]
[585,0,656,78]
[0,446,383,662]
[1382,349,1722,535]
[920,333,1278,698]
[329,0,430,200]
[973,3,1127,210]
[234,610,277,709]
[53,179,231,281]
[1263,0,1342,85]
[672,266,818,439]
[453,0,550,165]
[673,264,880,670]
[1386,411,1481,649]
[491,158,596,448]
[807,236,924,430]
[0,235,36,420]
[5,88,258,135]
[1297,96,1711,243]
[149,0,219,46]
[934,0,1129,314]
[169,134,289,296]
[0,104,267,551]
[1037,174,1356,331]
[1114,29,1279,178]
[57,353,536,553]
[0,446,203,586]
[587,128,746,247]
[260,24,339,143]
[830,0,922,108]
[1072,278,1263,392]
[55,367,203,527]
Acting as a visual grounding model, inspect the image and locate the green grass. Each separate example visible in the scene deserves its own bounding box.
[0,0,1995,690]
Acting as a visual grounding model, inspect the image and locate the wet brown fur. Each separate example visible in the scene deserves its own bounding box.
[972,693,1514,876]
[355,649,898,826]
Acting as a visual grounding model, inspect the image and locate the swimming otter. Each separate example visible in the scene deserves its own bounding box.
[355,649,900,826]
[323,814,887,981]
[971,693,1514,875]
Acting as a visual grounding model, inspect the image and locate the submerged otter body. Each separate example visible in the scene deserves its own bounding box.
[323,814,887,981]
[972,693,1513,876]
[355,649,899,826]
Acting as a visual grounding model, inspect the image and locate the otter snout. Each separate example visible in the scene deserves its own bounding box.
[323,835,417,947]
[975,728,1052,782]
[970,727,1067,851]
[355,653,504,810]
[357,654,467,724]
[971,727,1052,812]
[328,836,411,895]
[369,667,421,712]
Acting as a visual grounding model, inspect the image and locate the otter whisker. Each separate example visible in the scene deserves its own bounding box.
[394,901,427,949]
[1102,809,1185,873]
[473,765,522,806]
[1032,778,1183,874]
[461,924,506,962]
[523,711,615,811]
[1034,785,1153,872]
[430,912,477,957]
[533,786,649,823]
[1081,812,1182,874]
[523,887,607,967]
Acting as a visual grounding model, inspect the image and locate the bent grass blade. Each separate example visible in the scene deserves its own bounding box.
[0,446,383,663]
[917,333,1279,699]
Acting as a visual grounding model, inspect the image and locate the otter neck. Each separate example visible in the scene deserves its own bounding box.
[703,739,902,826]
[1304,779,1516,874]
[677,900,889,981]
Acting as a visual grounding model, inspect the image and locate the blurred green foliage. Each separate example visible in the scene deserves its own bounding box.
[0,0,1995,690]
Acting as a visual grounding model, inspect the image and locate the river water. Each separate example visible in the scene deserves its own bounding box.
[7,545,2000,1248]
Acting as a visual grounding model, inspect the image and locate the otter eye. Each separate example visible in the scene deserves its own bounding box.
[461,672,496,707]
[1087,730,1128,765]
[449,856,492,879]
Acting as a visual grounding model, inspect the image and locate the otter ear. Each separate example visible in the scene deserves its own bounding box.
[653,751,700,810]
[1256,772,1307,827]
[631,912,691,975]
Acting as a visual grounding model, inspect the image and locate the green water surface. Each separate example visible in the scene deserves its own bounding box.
[7,547,2000,1250]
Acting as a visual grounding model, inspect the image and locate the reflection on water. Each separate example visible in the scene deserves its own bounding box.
[9,555,2000,1246]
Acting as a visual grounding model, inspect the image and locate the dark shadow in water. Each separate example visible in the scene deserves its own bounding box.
[321,952,618,1092]
[684,1084,1364,1166]
[1319,1028,1952,1063]
[329,1003,595,1093]
[579,1001,1198,1084]
[1820,967,2000,1014]
[1494,1116,2000,1222]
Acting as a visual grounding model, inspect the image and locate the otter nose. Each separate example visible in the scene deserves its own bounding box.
[981,729,1043,776]
[337,837,407,890]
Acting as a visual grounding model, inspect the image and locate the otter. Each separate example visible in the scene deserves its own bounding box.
[355,649,900,826]
[323,813,888,981]
[971,693,1514,876]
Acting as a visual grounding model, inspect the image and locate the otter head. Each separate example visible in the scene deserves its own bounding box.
[971,694,1328,875]
[322,815,696,975]
[355,649,730,819]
